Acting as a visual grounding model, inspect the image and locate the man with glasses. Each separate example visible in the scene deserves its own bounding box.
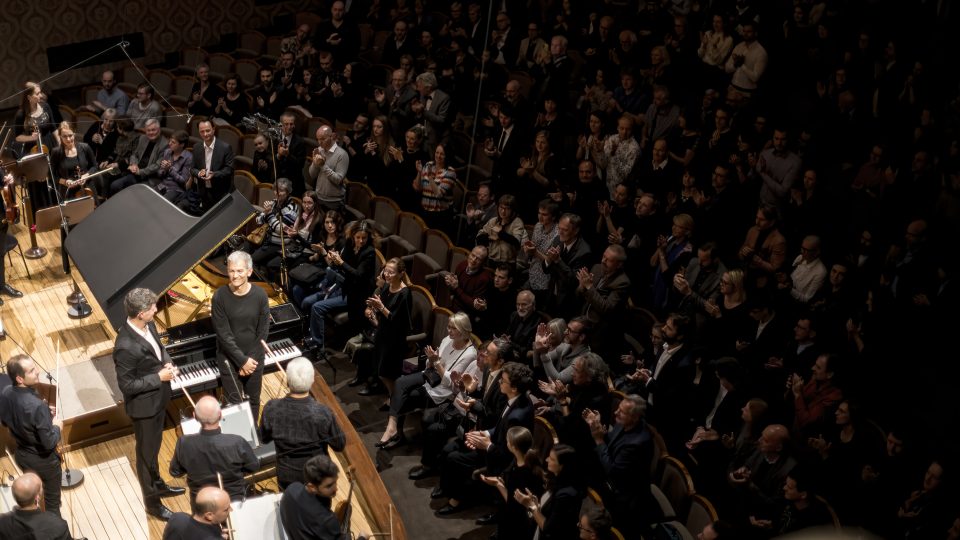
[517,21,548,70]
[109,118,168,196]
[79,70,129,115]
[783,235,827,305]
[275,113,307,194]
[534,316,592,383]
[129,84,162,130]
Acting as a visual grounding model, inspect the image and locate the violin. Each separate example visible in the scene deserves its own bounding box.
[1,177,17,225]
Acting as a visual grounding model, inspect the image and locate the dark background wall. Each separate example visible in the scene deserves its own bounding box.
[0,0,318,112]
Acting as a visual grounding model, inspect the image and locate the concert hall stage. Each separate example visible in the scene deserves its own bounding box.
[0,221,406,539]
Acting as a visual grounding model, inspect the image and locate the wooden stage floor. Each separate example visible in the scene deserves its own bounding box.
[0,223,397,539]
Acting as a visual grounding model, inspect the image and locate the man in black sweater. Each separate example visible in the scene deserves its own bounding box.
[260,358,346,489]
[280,454,348,540]
[212,251,270,420]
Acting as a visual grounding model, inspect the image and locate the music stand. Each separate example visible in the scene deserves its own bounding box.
[36,196,96,318]
[10,153,49,259]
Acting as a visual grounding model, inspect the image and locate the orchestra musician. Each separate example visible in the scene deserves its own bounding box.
[259,357,346,489]
[169,396,259,504]
[0,356,62,516]
[49,122,98,199]
[161,486,232,540]
[279,454,349,540]
[113,288,185,521]
[0,169,24,307]
[212,250,270,421]
[0,472,80,540]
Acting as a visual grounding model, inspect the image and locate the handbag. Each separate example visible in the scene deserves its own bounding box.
[423,344,473,388]
[247,223,268,246]
[289,263,325,284]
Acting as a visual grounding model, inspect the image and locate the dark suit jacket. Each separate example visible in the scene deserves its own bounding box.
[191,138,236,206]
[130,134,169,179]
[644,344,695,444]
[276,134,307,192]
[421,89,452,151]
[0,508,71,540]
[545,236,594,319]
[597,420,653,498]
[486,393,534,473]
[113,321,172,419]
[469,367,507,430]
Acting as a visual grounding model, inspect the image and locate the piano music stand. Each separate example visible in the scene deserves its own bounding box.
[36,196,96,318]
[9,152,50,259]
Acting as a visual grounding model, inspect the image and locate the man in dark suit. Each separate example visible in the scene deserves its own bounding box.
[632,312,695,453]
[483,103,526,196]
[411,72,451,154]
[584,394,655,537]
[435,362,534,515]
[576,244,632,366]
[381,19,415,67]
[374,69,419,142]
[276,113,307,194]
[543,213,594,319]
[191,120,236,213]
[113,287,184,520]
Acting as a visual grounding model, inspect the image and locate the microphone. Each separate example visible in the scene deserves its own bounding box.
[120,40,131,48]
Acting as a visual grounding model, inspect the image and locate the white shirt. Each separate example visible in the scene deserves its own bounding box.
[127,318,162,360]
[204,137,217,171]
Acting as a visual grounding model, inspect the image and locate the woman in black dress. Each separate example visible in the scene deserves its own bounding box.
[515,443,586,540]
[364,257,412,407]
[480,426,544,540]
[49,122,98,199]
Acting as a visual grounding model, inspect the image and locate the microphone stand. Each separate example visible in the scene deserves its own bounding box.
[53,340,84,487]
[38,142,92,318]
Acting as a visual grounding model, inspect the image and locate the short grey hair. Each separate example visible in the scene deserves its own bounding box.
[286,357,315,393]
[144,117,160,129]
[227,250,253,269]
[416,72,438,89]
[124,288,158,318]
[621,394,647,419]
[276,177,293,192]
[575,352,609,385]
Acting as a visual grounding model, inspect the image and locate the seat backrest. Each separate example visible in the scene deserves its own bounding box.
[650,484,676,521]
[659,456,695,519]
[74,111,101,141]
[208,53,235,79]
[815,495,842,530]
[370,196,400,235]
[649,424,668,478]
[121,64,145,85]
[240,134,259,159]
[81,86,100,107]
[447,246,470,274]
[173,75,196,101]
[233,59,262,88]
[396,212,426,252]
[346,181,373,218]
[408,252,442,288]
[532,416,558,461]
[408,285,436,342]
[148,69,175,97]
[234,171,258,204]
[179,47,207,73]
[423,229,452,268]
[264,36,284,58]
[685,494,719,537]
[237,30,266,56]
[450,179,466,216]
[430,306,453,348]
[255,182,275,206]
[58,105,76,125]
[216,124,243,153]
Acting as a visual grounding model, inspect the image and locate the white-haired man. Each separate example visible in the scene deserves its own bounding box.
[260,357,346,489]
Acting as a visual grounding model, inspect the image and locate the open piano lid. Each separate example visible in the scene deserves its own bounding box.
[65,184,255,330]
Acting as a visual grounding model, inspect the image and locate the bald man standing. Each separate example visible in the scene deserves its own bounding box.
[0,472,75,540]
[162,486,232,540]
[169,396,259,502]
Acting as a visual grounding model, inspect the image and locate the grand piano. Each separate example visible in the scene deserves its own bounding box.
[65,184,304,394]
[63,185,408,539]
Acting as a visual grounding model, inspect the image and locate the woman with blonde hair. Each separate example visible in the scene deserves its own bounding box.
[375,310,477,450]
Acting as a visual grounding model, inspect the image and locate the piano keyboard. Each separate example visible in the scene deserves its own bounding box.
[170,339,303,392]
[263,338,303,366]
